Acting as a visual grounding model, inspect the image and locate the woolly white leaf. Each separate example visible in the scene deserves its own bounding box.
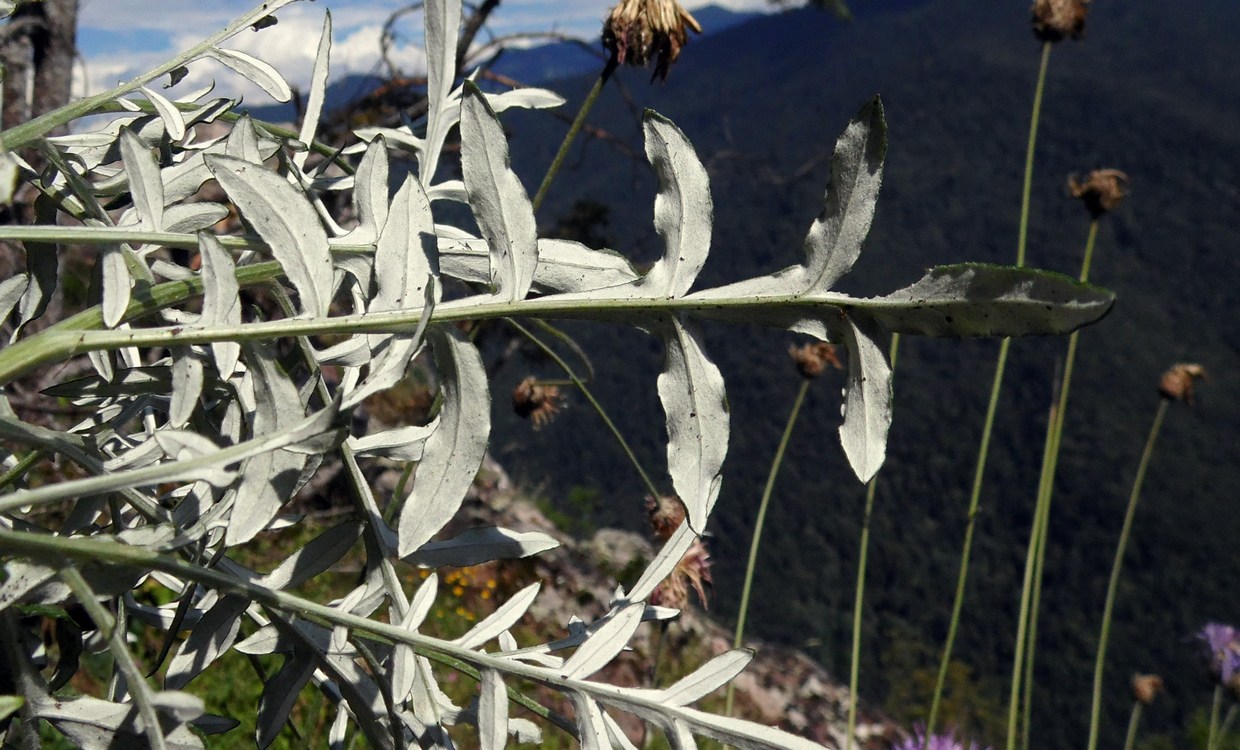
[169,348,203,428]
[392,573,439,701]
[294,11,332,171]
[140,84,187,141]
[100,244,131,328]
[342,136,391,245]
[207,154,334,316]
[668,721,699,750]
[120,128,164,231]
[263,522,361,590]
[438,237,638,293]
[162,203,228,234]
[801,97,885,293]
[206,46,292,102]
[625,522,697,603]
[257,650,316,749]
[460,83,538,302]
[454,582,539,650]
[561,602,645,680]
[478,668,508,750]
[372,174,437,314]
[838,313,891,483]
[657,317,728,531]
[225,114,263,163]
[165,595,247,689]
[0,274,28,324]
[656,650,753,707]
[634,111,712,298]
[405,526,559,568]
[347,423,436,462]
[421,0,461,183]
[571,693,611,750]
[197,232,241,378]
[397,326,490,556]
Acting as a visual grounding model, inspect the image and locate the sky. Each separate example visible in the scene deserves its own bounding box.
[75,0,774,104]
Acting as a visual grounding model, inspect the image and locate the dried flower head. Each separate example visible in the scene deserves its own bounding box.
[1068,169,1129,218]
[1031,0,1088,42]
[645,495,712,610]
[603,0,702,81]
[1131,673,1164,705]
[891,727,990,750]
[789,341,843,379]
[1199,623,1240,689]
[512,376,563,429]
[1158,363,1208,405]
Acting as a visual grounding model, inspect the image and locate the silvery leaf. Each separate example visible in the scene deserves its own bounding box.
[169,348,203,428]
[663,704,825,750]
[421,0,462,183]
[624,522,697,604]
[197,233,240,374]
[478,668,508,750]
[293,11,332,171]
[15,198,58,334]
[347,423,436,462]
[164,595,247,689]
[438,237,638,294]
[837,313,891,482]
[801,96,885,294]
[657,317,728,531]
[139,84,187,141]
[257,648,316,749]
[101,244,131,328]
[460,83,537,302]
[162,203,228,234]
[205,47,292,102]
[391,573,439,702]
[207,154,334,316]
[561,602,645,679]
[372,174,438,315]
[120,128,164,231]
[656,650,753,707]
[571,693,611,750]
[669,721,699,750]
[870,263,1117,336]
[633,111,712,299]
[225,114,262,164]
[397,326,490,557]
[341,136,390,246]
[453,582,539,651]
[263,522,361,590]
[0,274,28,323]
[404,526,559,568]
[33,694,205,750]
[604,712,640,750]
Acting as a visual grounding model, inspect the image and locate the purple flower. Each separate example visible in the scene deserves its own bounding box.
[1199,622,1240,686]
[892,727,990,750]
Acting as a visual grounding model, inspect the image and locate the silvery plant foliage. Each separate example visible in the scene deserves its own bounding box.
[0,0,1114,747]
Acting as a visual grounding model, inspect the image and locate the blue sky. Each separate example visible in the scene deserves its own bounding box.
[76,0,772,103]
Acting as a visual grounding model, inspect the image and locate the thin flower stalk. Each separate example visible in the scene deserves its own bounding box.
[928,40,1054,743]
[531,59,617,214]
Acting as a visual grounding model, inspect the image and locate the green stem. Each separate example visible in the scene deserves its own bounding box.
[0,449,43,492]
[1016,42,1052,269]
[725,378,811,719]
[505,318,660,499]
[0,0,300,151]
[531,60,616,215]
[1207,685,1223,750]
[59,566,168,750]
[845,335,900,750]
[1020,220,1099,748]
[1085,399,1169,750]
[1122,702,1142,750]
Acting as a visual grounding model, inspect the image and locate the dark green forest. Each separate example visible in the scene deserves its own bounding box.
[475,0,1240,745]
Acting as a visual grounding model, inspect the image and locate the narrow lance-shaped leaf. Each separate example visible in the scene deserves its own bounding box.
[478,668,508,750]
[405,526,559,568]
[256,648,316,750]
[454,582,540,651]
[421,0,462,183]
[15,196,58,336]
[836,313,891,483]
[139,85,187,141]
[119,128,164,231]
[656,316,728,531]
[169,348,203,428]
[656,649,753,707]
[571,693,612,750]
[372,174,437,314]
[391,573,438,702]
[635,111,713,298]
[205,46,293,102]
[800,96,886,294]
[100,243,131,328]
[342,136,391,245]
[206,154,334,316]
[294,11,332,171]
[460,82,538,302]
[561,602,645,680]
[397,326,490,556]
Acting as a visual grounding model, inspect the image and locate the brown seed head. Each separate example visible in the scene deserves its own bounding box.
[650,536,712,610]
[1158,363,1208,405]
[1031,0,1089,42]
[646,494,686,542]
[1131,673,1164,705]
[512,376,563,429]
[1068,169,1129,218]
[603,0,702,81]
[789,341,843,380]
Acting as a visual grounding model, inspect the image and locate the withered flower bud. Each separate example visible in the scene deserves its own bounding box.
[603,0,702,81]
[512,376,563,429]
[1031,0,1088,42]
[789,341,843,380]
[646,494,686,542]
[1131,673,1164,705]
[1068,169,1129,218]
[1158,363,1208,405]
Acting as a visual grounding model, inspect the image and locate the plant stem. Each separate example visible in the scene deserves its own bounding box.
[531,60,616,215]
[725,377,812,719]
[1020,219,1100,749]
[1085,398,1169,750]
[1122,701,1142,750]
[1208,685,1223,750]
[505,318,660,500]
[1016,42,1052,269]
